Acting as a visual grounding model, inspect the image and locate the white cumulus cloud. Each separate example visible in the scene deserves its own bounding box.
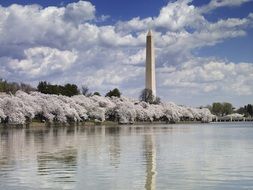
[6,47,77,78]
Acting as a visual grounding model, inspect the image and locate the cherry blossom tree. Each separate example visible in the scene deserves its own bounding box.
[0,91,214,125]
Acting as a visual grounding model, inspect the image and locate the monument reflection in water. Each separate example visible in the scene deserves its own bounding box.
[144,133,157,190]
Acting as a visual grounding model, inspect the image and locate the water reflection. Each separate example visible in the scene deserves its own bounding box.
[37,148,77,183]
[144,133,157,190]
[107,128,121,168]
[0,123,253,190]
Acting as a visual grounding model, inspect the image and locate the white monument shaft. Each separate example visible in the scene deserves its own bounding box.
[145,30,156,97]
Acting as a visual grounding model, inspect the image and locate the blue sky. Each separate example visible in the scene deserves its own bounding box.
[1,0,166,19]
[0,0,252,107]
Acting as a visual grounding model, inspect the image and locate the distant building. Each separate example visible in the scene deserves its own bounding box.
[145,30,156,97]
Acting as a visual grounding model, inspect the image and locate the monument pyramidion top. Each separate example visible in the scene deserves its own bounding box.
[147,29,153,36]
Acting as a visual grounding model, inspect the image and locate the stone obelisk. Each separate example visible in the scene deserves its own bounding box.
[146,30,156,97]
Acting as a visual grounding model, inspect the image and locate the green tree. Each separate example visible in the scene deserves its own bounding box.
[37,81,79,97]
[105,88,121,98]
[210,102,234,116]
[0,79,35,94]
[236,106,248,117]
[63,83,79,97]
[139,88,161,104]
[37,81,48,94]
[93,92,101,96]
[211,102,223,116]
[246,104,253,117]
[236,104,253,117]
[222,102,233,116]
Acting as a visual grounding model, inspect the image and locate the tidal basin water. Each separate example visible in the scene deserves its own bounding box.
[0,123,253,190]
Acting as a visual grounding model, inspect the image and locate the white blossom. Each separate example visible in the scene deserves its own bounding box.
[0,91,214,125]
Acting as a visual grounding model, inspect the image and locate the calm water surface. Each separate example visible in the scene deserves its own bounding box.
[0,122,253,190]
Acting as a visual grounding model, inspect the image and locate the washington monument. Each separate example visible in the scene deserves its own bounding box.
[145,30,156,97]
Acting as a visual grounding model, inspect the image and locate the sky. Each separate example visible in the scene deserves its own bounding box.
[0,0,252,107]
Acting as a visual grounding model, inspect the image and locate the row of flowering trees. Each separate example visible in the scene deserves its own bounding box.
[0,91,214,125]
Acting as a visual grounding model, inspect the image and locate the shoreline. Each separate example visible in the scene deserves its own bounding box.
[0,120,201,128]
[1,119,252,128]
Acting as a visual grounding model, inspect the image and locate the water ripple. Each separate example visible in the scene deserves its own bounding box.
[0,123,253,189]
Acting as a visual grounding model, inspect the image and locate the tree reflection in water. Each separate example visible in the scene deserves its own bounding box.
[37,148,77,186]
[106,127,121,168]
[34,127,78,188]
